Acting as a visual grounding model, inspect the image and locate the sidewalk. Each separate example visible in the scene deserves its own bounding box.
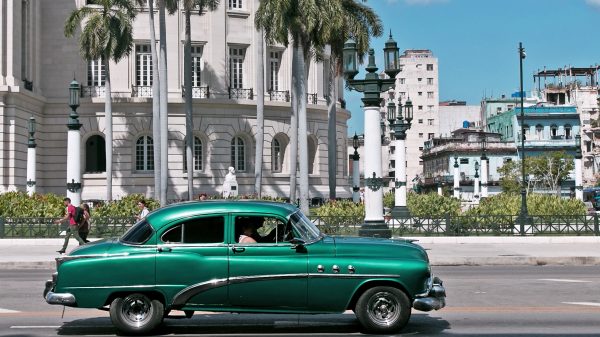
[0,237,599,269]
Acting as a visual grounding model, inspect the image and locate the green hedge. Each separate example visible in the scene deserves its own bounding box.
[0,191,64,217]
[465,193,586,216]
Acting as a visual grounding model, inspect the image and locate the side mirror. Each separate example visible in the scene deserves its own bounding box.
[289,237,305,249]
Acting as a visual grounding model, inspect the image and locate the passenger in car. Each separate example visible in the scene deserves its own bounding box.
[239,222,258,243]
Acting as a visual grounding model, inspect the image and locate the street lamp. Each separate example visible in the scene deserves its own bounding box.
[26,116,37,196]
[453,154,460,198]
[352,133,361,203]
[343,33,401,238]
[388,97,413,218]
[575,134,583,200]
[480,130,489,198]
[66,79,83,206]
[473,161,480,199]
[517,42,530,230]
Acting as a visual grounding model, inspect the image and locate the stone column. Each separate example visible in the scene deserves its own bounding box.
[481,155,489,197]
[363,105,384,223]
[437,182,443,196]
[453,157,460,199]
[26,117,36,196]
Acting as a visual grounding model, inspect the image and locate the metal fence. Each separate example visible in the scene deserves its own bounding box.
[0,215,598,238]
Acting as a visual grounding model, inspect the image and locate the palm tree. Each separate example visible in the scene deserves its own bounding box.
[182,0,219,200]
[256,0,343,213]
[326,0,383,200]
[255,28,265,198]
[135,0,162,204]
[157,0,178,205]
[65,0,137,202]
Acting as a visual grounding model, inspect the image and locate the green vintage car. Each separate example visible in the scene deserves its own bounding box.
[44,201,445,334]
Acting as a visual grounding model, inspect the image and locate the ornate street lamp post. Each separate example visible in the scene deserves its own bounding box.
[352,133,361,203]
[387,98,413,217]
[66,79,82,206]
[480,130,489,198]
[26,117,37,196]
[343,33,400,238]
[517,42,530,230]
[473,161,480,199]
[453,154,460,198]
[575,134,583,200]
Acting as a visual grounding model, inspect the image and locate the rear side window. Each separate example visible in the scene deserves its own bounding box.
[161,216,225,244]
[121,220,153,245]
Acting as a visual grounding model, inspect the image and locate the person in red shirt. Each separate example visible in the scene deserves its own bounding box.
[54,197,85,254]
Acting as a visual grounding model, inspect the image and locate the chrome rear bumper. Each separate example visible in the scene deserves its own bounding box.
[43,277,76,306]
[413,276,446,312]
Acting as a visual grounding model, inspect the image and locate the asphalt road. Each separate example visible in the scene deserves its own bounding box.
[1,266,599,336]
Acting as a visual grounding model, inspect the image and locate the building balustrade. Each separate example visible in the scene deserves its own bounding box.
[81,85,106,98]
[268,89,290,102]
[181,86,210,99]
[307,93,318,104]
[228,87,254,100]
[131,85,153,97]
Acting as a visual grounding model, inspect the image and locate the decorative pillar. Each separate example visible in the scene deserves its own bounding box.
[575,134,583,201]
[473,161,480,200]
[66,79,82,206]
[26,116,36,196]
[437,180,443,196]
[481,154,489,198]
[352,134,360,203]
[363,105,384,224]
[387,98,413,218]
[453,155,460,199]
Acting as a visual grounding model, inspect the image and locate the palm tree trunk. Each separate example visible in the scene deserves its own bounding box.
[326,57,337,200]
[104,57,113,202]
[254,28,265,198]
[184,9,194,200]
[289,45,299,203]
[298,43,309,214]
[158,0,168,205]
[148,0,161,201]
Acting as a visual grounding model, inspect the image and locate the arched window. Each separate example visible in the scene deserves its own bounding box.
[183,136,203,171]
[535,124,543,140]
[550,124,558,137]
[272,138,282,172]
[565,124,572,139]
[85,135,106,173]
[522,124,530,140]
[231,136,245,172]
[136,136,154,171]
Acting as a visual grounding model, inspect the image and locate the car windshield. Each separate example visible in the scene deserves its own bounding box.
[120,220,153,245]
[289,211,322,242]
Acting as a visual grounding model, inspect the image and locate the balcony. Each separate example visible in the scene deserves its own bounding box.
[228,87,253,100]
[268,90,290,102]
[132,85,153,97]
[81,85,106,98]
[307,93,318,105]
[181,86,210,99]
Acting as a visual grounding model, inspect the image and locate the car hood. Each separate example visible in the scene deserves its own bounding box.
[332,236,429,262]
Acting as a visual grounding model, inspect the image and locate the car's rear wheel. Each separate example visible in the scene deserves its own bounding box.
[109,293,164,335]
[355,286,411,334]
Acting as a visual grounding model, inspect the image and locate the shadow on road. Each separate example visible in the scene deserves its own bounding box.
[55,313,451,336]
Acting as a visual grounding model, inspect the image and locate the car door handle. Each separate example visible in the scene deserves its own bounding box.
[232,247,246,253]
[158,247,172,253]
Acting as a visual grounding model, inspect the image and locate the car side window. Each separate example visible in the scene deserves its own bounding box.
[161,216,225,244]
[235,215,294,244]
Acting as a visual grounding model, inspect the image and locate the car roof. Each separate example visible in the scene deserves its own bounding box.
[145,200,299,228]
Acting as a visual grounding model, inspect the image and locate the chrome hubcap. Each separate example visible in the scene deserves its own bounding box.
[367,292,400,326]
[121,295,152,326]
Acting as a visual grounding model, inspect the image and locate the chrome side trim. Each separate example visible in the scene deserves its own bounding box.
[45,291,76,306]
[171,273,403,307]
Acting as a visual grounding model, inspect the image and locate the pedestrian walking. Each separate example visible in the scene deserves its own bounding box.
[54,197,85,254]
[79,203,91,243]
[136,199,149,221]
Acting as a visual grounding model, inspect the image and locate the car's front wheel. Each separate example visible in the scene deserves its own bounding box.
[109,293,164,335]
[355,286,411,334]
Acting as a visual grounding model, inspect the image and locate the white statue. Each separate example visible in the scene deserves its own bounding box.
[223,167,238,198]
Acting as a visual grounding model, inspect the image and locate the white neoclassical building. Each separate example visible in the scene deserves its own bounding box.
[0,0,351,201]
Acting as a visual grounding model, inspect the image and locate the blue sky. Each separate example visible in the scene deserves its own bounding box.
[346,0,600,135]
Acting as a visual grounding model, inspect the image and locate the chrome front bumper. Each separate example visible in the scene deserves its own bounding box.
[413,276,446,312]
[43,276,76,306]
